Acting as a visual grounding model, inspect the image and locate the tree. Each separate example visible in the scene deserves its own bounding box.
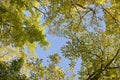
[61,31,120,79]
[42,0,120,36]
[0,0,50,71]
[0,52,76,80]
[27,53,76,80]
[0,0,49,48]
[40,0,120,80]
[0,57,27,80]
[0,1,49,79]
[0,0,120,80]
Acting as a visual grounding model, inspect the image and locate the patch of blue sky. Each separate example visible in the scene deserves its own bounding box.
[36,28,81,73]
[84,4,106,32]
[24,10,30,17]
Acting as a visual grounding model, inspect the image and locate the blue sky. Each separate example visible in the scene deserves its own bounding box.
[36,28,81,76]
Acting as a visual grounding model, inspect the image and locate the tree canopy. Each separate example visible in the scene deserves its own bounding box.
[0,57,27,80]
[0,0,120,80]
[42,0,120,79]
[0,0,49,47]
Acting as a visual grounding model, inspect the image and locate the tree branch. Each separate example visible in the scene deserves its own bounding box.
[102,7,120,25]
[108,66,120,69]
[71,2,93,11]
[104,48,120,69]
[34,6,46,14]
[71,0,82,27]
[87,48,120,80]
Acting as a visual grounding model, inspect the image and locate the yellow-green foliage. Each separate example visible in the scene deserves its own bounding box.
[0,0,120,80]
[0,0,49,47]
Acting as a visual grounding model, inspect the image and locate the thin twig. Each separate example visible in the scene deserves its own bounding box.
[108,67,120,69]
[102,7,120,25]
[104,48,120,69]
[71,0,82,27]
[71,3,93,11]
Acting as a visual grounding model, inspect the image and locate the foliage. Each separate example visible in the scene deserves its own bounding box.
[43,53,65,80]
[28,53,76,80]
[62,31,120,79]
[0,0,120,80]
[0,57,27,80]
[41,0,120,36]
[0,0,49,47]
[40,0,120,80]
[0,52,76,80]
